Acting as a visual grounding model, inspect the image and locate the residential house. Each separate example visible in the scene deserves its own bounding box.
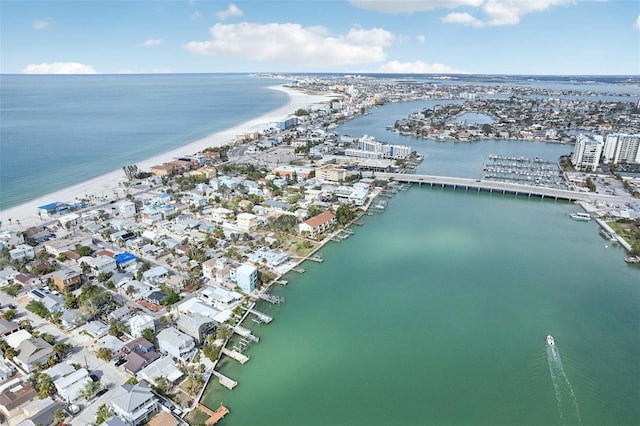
[60,309,85,331]
[236,212,257,231]
[53,368,91,402]
[156,327,196,362]
[0,319,19,337]
[27,288,64,313]
[0,360,14,383]
[109,383,159,426]
[202,258,217,281]
[123,338,160,375]
[97,335,125,357]
[298,211,336,239]
[83,321,109,339]
[0,382,37,416]
[9,244,35,262]
[142,266,168,285]
[14,338,53,372]
[136,356,183,386]
[13,273,40,289]
[51,268,82,291]
[128,314,155,339]
[235,264,258,293]
[199,285,243,311]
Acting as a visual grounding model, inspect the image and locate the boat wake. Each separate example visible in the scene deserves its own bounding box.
[547,341,582,426]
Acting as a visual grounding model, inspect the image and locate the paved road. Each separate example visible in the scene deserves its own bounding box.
[0,291,128,426]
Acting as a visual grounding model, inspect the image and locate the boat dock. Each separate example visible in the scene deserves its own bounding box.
[291,267,305,273]
[274,279,288,285]
[198,404,229,425]
[211,370,237,390]
[221,348,250,364]
[234,325,259,342]
[331,229,353,242]
[307,255,323,263]
[243,307,273,324]
[257,293,285,304]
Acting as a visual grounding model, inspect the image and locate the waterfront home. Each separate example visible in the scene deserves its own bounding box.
[156,327,196,362]
[234,263,258,293]
[109,383,159,426]
[128,314,155,339]
[51,268,82,291]
[199,285,243,310]
[298,211,337,239]
[14,338,53,373]
[123,338,160,375]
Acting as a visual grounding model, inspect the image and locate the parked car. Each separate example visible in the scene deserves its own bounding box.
[95,388,109,397]
[90,374,99,382]
[114,358,126,367]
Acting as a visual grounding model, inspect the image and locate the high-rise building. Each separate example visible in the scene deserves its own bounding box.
[571,134,603,172]
[603,133,640,164]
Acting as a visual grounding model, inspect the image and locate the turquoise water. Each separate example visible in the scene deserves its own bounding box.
[0,74,288,209]
[202,189,640,425]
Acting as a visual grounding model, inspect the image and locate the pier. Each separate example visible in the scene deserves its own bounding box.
[234,325,259,342]
[211,370,238,390]
[274,279,288,285]
[307,255,323,263]
[291,266,305,273]
[222,347,250,364]
[257,293,285,304]
[198,404,229,425]
[242,307,273,324]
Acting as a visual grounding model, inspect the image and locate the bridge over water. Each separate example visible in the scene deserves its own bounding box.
[377,173,629,205]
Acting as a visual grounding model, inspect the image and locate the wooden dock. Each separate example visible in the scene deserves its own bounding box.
[291,267,305,273]
[211,370,238,390]
[222,347,250,364]
[258,293,285,304]
[199,404,229,425]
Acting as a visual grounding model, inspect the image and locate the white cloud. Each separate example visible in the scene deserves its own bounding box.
[22,62,98,74]
[216,4,243,20]
[378,60,464,74]
[350,0,483,14]
[183,23,394,67]
[142,39,163,47]
[417,35,426,43]
[441,12,484,27]
[635,14,640,30]
[352,0,574,26]
[33,19,51,30]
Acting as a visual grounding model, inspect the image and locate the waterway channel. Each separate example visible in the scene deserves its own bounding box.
[201,99,639,426]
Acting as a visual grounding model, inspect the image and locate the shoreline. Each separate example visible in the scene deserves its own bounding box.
[0,84,335,230]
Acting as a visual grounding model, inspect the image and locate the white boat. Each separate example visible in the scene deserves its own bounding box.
[546,335,555,346]
[569,212,591,221]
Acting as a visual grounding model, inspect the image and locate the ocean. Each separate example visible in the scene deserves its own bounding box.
[1,74,638,425]
[0,74,288,210]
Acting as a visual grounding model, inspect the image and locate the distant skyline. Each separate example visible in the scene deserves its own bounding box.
[1,0,639,75]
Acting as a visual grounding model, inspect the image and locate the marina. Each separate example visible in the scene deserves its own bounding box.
[482,154,569,189]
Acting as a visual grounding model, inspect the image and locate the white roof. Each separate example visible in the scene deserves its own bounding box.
[5,329,32,349]
[137,356,183,384]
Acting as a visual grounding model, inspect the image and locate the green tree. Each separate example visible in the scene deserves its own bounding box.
[4,346,16,359]
[108,318,127,337]
[153,376,169,394]
[95,404,113,425]
[79,379,101,400]
[19,318,33,332]
[35,373,55,399]
[54,408,67,425]
[96,347,112,361]
[2,308,16,320]
[26,300,50,318]
[141,328,155,343]
[125,377,138,385]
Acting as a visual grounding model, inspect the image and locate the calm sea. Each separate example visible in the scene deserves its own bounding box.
[199,98,639,425]
[0,74,288,210]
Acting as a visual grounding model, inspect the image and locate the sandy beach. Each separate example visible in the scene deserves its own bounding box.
[0,85,335,231]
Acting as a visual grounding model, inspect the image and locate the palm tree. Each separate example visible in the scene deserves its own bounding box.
[36,373,55,399]
[19,318,33,332]
[95,404,113,425]
[79,380,101,400]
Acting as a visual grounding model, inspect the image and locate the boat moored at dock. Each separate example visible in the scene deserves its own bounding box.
[569,212,591,221]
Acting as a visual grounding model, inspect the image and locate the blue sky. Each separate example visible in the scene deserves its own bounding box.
[1,0,639,75]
